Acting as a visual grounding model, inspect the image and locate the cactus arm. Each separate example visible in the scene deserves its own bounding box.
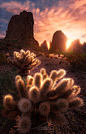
[7,57,15,66]
[3,94,18,110]
[69,97,83,109]
[34,73,43,88]
[15,79,28,99]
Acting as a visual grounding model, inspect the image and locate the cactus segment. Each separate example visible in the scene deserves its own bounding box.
[68,85,81,99]
[18,116,31,134]
[34,73,43,88]
[38,102,50,116]
[54,78,69,95]
[56,69,66,80]
[25,50,30,56]
[7,57,15,66]
[57,89,74,99]
[69,97,83,109]
[46,90,57,98]
[27,75,34,86]
[17,98,32,113]
[28,86,40,103]
[50,99,68,113]
[16,79,28,99]
[40,78,53,98]
[40,68,46,75]
[3,94,17,110]
[49,70,58,83]
[43,73,48,80]
[15,75,22,85]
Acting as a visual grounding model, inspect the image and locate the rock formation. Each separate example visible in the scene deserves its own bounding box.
[50,30,67,52]
[67,39,84,54]
[82,42,86,54]
[41,40,48,50]
[5,10,39,47]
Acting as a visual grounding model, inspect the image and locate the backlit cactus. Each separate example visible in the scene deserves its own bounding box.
[2,68,84,134]
[60,54,64,58]
[7,49,41,76]
[3,94,17,110]
[28,86,40,103]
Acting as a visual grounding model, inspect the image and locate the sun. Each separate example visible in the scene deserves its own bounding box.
[66,38,73,50]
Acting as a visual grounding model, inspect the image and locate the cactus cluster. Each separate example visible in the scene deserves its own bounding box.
[37,52,67,61]
[2,68,83,134]
[7,49,41,76]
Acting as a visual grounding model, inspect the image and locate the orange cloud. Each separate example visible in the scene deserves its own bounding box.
[0,0,86,49]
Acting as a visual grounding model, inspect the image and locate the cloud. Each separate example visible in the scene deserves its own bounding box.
[33,0,86,48]
[0,18,8,23]
[0,0,86,48]
[0,30,6,38]
[0,33,5,38]
[0,1,31,14]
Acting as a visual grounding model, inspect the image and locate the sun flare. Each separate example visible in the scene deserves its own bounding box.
[66,40,72,50]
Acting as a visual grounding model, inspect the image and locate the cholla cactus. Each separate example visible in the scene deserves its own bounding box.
[7,49,41,76]
[49,53,55,59]
[54,54,59,59]
[45,53,49,58]
[2,68,84,134]
[60,54,64,58]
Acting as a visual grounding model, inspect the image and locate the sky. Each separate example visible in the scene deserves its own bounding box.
[0,0,86,49]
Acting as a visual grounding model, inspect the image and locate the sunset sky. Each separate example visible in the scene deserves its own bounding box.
[0,0,86,49]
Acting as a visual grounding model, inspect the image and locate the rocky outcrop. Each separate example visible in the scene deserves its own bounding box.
[41,40,48,50]
[67,39,84,54]
[5,10,39,47]
[50,30,67,52]
[82,42,86,54]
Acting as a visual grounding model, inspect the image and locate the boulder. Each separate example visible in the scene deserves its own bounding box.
[67,39,84,54]
[50,30,67,52]
[5,10,39,47]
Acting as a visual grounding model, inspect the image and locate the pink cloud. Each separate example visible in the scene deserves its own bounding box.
[0,1,31,14]
[33,0,86,48]
[0,32,5,38]
[0,0,86,49]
